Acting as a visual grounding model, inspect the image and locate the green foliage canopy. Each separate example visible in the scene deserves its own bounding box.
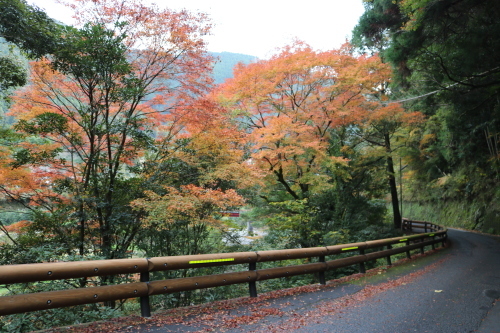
[0,0,63,59]
[354,0,500,178]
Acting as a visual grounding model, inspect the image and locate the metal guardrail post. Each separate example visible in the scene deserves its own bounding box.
[140,271,151,317]
[406,240,411,259]
[431,235,436,250]
[386,245,392,266]
[249,262,257,297]
[318,256,326,285]
[359,249,366,273]
[406,220,412,259]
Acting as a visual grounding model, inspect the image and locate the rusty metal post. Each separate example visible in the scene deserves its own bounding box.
[318,256,326,285]
[140,271,151,318]
[249,262,257,297]
[386,245,392,266]
[359,249,366,274]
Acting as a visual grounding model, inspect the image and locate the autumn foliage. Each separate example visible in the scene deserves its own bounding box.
[3,220,31,233]
[2,0,217,260]
[217,42,409,200]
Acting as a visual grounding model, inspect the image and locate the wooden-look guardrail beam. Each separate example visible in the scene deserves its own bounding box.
[1,282,148,315]
[148,270,258,295]
[0,219,447,317]
[148,251,257,271]
[0,258,148,285]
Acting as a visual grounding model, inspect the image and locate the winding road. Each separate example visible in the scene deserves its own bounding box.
[114,229,500,333]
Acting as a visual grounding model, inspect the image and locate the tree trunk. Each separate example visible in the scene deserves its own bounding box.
[385,133,402,229]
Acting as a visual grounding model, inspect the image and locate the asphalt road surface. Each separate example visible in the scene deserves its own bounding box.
[116,229,500,333]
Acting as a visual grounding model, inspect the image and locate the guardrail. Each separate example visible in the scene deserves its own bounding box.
[0,219,447,317]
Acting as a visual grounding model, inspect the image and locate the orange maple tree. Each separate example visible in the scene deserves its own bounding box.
[132,98,255,232]
[3,0,215,259]
[217,42,404,201]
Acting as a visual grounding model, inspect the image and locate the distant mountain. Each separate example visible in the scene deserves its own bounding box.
[0,42,255,93]
[210,52,258,84]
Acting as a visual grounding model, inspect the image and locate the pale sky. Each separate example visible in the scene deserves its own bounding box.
[27,0,365,59]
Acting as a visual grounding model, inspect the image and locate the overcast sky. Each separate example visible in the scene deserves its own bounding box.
[27,0,365,59]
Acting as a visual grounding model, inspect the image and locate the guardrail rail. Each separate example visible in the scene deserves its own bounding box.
[0,218,447,317]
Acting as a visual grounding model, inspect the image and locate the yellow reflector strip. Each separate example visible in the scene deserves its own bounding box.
[189,258,235,264]
[429,233,435,237]
[341,246,358,251]
[400,239,408,242]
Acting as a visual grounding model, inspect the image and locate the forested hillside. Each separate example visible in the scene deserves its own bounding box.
[353,0,500,233]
